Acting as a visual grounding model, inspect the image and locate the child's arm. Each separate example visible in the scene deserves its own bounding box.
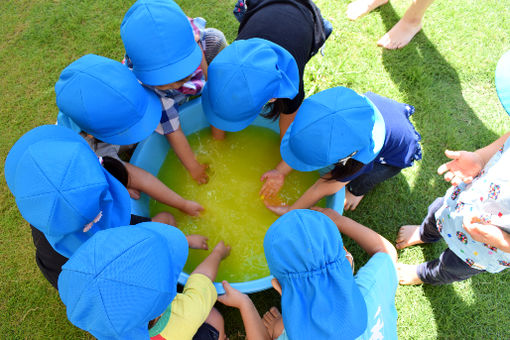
[260,160,293,198]
[123,162,204,216]
[191,241,231,281]
[463,216,510,253]
[278,110,297,140]
[312,207,397,263]
[165,127,209,184]
[438,132,510,186]
[266,177,345,216]
[218,281,270,340]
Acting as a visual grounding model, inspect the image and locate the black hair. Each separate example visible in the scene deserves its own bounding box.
[101,156,129,187]
[260,98,289,121]
[326,158,365,182]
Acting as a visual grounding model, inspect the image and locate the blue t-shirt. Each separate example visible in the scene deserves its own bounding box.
[338,92,422,183]
[277,253,398,340]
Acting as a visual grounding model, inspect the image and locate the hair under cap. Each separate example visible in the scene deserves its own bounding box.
[58,222,189,340]
[264,209,367,339]
[280,87,385,171]
[202,38,299,132]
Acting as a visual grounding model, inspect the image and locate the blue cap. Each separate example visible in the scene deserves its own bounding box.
[121,0,202,86]
[55,54,161,145]
[496,50,510,115]
[281,87,386,171]
[264,210,367,339]
[58,222,189,340]
[4,125,131,258]
[202,38,299,132]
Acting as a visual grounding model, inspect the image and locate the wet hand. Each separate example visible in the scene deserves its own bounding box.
[191,163,209,184]
[260,169,285,198]
[186,234,209,250]
[437,150,483,186]
[212,240,231,260]
[265,202,290,216]
[182,200,204,216]
[217,281,249,309]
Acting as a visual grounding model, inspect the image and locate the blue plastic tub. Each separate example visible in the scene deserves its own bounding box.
[130,98,345,294]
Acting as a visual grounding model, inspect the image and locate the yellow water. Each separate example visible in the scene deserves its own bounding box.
[150,126,322,282]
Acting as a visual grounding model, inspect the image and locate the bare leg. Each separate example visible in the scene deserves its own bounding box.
[204,308,227,340]
[377,0,435,49]
[395,225,424,249]
[347,0,388,21]
[397,263,423,285]
[263,307,284,340]
[344,190,365,211]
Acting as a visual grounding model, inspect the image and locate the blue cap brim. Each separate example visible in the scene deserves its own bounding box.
[95,87,162,145]
[496,50,510,115]
[134,43,203,86]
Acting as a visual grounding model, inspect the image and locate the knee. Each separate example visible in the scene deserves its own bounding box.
[205,307,226,339]
[151,212,176,226]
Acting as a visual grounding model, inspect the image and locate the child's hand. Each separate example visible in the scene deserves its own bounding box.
[311,206,342,224]
[212,240,231,260]
[463,215,510,252]
[191,163,209,184]
[186,235,209,250]
[265,202,290,216]
[217,281,249,309]
[260,169,285,198]
[437,150,484,186]
[182,200,204,216]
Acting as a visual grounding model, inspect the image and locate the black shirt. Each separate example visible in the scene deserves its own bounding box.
[236,0,318,114]
[30,214,152,290]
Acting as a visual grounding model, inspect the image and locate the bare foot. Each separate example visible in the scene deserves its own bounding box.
[397,263,423,285]
[347,0,388,20]
[395,225,424,250]
[344,190,364,211]
[263,307,284,340]
[377,17,422,49]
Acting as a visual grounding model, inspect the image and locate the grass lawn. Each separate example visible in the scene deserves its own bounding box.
[1,0,509,338]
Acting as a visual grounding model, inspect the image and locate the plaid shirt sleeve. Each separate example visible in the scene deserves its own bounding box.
[158,96,180,135]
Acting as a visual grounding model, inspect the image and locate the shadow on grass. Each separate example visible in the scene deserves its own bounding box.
[378,3,507,338]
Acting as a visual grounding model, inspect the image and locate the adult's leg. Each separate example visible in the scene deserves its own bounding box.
[377,0,435,49]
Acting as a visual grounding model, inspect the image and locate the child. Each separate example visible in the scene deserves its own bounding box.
[120,0,228,184]
[58,221,231,340]
[56,54,204,218]
[262,86,421,214]
[201,0,329,139]
[346,0,435,50]
[4,125,207,289]
[219,208,398,339]
[396,51,510,284]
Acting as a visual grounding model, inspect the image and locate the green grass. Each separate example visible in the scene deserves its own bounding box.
[1,0,509,338]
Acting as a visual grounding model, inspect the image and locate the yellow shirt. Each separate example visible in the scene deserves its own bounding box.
[149,273,217,340]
